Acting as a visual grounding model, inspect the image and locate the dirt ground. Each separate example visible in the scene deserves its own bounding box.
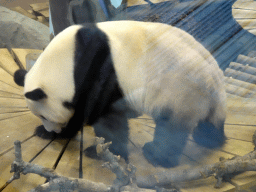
[0,0,48,10]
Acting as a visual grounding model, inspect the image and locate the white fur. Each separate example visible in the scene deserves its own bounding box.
[24,26,81,132]
[97,21,226,129]
[24,21,226,133]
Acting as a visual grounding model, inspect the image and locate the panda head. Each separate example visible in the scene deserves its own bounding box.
[14,24,112,134]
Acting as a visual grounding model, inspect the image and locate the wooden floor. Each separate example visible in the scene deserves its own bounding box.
[0,0,256,191]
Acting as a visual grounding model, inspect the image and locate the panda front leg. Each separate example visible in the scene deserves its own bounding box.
[193,103,226,149]
[143,116,191,168]
[193,119,226,149]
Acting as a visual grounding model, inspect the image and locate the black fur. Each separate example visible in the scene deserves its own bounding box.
[14,69,27,87]
[65,24,125,158]
[25,88,47,101]
[193,120,226,148]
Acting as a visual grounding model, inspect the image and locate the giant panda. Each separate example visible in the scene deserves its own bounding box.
[14,20,226,168]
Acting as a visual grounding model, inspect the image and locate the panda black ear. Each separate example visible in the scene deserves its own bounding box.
[25,88,47,101]
[14,69,27,87]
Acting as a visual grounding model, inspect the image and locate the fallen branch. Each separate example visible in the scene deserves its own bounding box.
[95,137,137,191]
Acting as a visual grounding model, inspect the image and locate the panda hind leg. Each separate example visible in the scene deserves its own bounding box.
[192,120,226,149]
[143,114,191,168]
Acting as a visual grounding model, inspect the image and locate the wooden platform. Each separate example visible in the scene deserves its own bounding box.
[1,0,256,191]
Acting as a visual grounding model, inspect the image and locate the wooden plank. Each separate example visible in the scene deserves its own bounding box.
[232,1,256,11]
[225,83,256,98]
[235,19,256,30]
[225,125,256,142]
[224,68,256,84]
[12,49,42,69]
[55,128,116,185]
[221,138,254,156]
[233,9,256,19]
[0,49,20,76]
[236,54,256,67]
[82,126,116,185]
[0,113,41,154]
[228,62,256,75]
[248,28,256,35]
[0,68,23,95]
[227,97,256,115]
[0,97,27,108]
[0,111,30,121]
[225,76,256,93]
[226,113,256,125]
[0,108,29,114]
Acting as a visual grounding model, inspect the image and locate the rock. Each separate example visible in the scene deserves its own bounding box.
[0,6,50,49]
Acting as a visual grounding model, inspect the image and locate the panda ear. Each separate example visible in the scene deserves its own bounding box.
[25,88,47,101]
[14,69,27,87]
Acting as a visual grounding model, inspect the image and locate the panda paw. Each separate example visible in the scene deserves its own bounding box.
[142,141,181,168]
[34,125,57,139]
[193,121,226,149]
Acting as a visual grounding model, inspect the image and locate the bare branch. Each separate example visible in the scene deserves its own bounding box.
[137,147,256,188]
[9,131,256,192]
[95,137,138,191]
